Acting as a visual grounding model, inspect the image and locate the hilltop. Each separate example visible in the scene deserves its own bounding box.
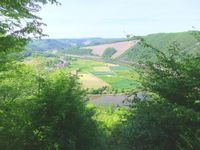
[25,31,199,62]
[26,38,125,52]
[118,31,199,62]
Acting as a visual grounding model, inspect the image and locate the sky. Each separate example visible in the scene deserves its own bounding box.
[38,0,200,38]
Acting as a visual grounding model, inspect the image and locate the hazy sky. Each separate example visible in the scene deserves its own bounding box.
[38,0,200,38]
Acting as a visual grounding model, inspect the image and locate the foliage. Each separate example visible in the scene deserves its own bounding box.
[0,70,104,150]
[27,72,101,150]
[0,0,59,69]
[113,98,200,150]
[93,104,128,150]
[89,86,109,94]
[1,1,106,150]
[141,41,200,111]
[0,64,38,101]
[0,0,59,38]
[119,31,199,62]
[64,47,93,56]
[102,48,117,58]
[112,33,200,149]
[0,64,38,150]
[2,1,200,150]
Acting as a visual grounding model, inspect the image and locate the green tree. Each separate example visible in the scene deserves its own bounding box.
[112,34,200,149]
[28,72,101,150]
[113,97,200,150]
[102,48,117,58]
[0,65,39,150]
[0,0,60,69]
[141,40,200,111]
[0,0,59,38]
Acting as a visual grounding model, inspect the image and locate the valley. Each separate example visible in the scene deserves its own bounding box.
[25,57,140,93]
[24,31,199,105]
[1,0,199,149]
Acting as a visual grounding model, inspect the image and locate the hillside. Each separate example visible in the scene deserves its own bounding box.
[82,40,138,58]
[25,31,199,63]
[118,31,199,62]
[26,38,125,51]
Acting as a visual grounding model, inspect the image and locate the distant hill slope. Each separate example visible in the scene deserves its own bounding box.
[82,40,139,58]
[26,38,125,51]
[26,31,199,62]
[118,31,199,62]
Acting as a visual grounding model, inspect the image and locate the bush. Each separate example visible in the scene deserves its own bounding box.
[141,42,200,111]
[27,72,101,150]
[111,36,200,149]
[0,71,103,150]
[113,98,200,150]
[102,48,117,58]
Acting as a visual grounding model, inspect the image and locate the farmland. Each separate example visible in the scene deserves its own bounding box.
[25,32,198,92]
[66,59,140,91]
[25,56,140,91]
[83,40,139,58]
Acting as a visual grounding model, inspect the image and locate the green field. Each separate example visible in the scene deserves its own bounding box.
[25,56,140,90]
[66,59,140,90]
[67,59,105,72]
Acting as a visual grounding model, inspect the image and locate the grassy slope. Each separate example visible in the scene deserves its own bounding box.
[118,31,199,62]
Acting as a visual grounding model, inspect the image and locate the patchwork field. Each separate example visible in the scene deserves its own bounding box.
[25,56,140,91]
[66,59,140,90]
[79,73,110,89]
[83,40,139,58]
[93,66,111,72]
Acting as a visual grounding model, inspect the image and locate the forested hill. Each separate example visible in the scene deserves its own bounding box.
[26,31,199,62]
[26,38,125,51]
[118,31,199,62]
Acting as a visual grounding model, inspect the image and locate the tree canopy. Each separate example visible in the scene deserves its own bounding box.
[0,0,60,64]
[0,0,59,37]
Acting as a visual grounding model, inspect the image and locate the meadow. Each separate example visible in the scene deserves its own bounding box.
[66,58,140,91]
[24,55,140,91]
